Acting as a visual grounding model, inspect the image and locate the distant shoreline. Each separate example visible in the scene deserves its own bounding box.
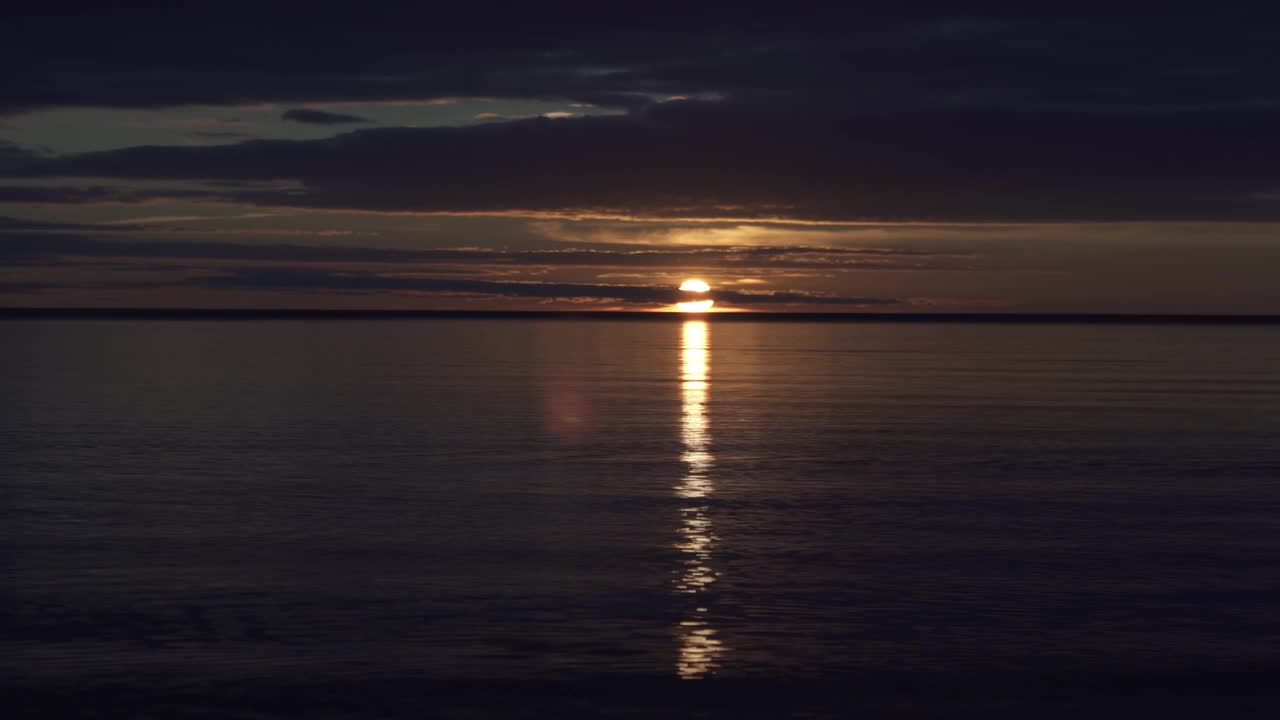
[3,308,1280,324]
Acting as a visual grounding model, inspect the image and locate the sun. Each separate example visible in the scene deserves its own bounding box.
[677,278,714,312]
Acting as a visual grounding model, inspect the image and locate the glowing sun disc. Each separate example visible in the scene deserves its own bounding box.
[680,279,710,293]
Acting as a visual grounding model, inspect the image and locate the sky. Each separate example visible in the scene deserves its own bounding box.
[3,7,1279,313]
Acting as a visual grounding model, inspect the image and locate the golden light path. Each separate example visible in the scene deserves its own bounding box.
[675,319,724,678]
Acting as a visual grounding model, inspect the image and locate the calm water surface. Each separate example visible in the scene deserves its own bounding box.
[3,319,1280,706]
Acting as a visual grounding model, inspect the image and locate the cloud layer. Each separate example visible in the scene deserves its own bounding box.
[0,222,955,269]
[5,9,1277,115]
[282,109,370,125]
[0,218,915,308]
[10,101,1280,222]
[4,9,1279,222]
[4,8,1280,311]
[191,267,898,307]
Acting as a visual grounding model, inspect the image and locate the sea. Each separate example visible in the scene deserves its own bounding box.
[3,315,1280,717]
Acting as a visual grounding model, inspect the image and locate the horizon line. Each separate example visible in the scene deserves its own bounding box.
[3,308,1280,324]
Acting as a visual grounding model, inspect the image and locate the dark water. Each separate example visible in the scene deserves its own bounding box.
[4,318,1280,716]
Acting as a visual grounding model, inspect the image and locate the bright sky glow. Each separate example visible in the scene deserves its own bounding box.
[677,299,715,313]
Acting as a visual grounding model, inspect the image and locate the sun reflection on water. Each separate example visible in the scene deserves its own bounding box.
[675,319,724,678]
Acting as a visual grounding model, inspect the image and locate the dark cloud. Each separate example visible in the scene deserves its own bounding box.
[0,183,287,205]
[282,109,369,125]
[0,281,56,293]
[0,186,126,204]
[2,9,1276,115]
[189,131,255,140]
[191,267,900,307]
[0,224,955,270]
[5,9,1279,223]
[11,101,1280,221]
[0,216,128,231]
[0,140,48,174]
